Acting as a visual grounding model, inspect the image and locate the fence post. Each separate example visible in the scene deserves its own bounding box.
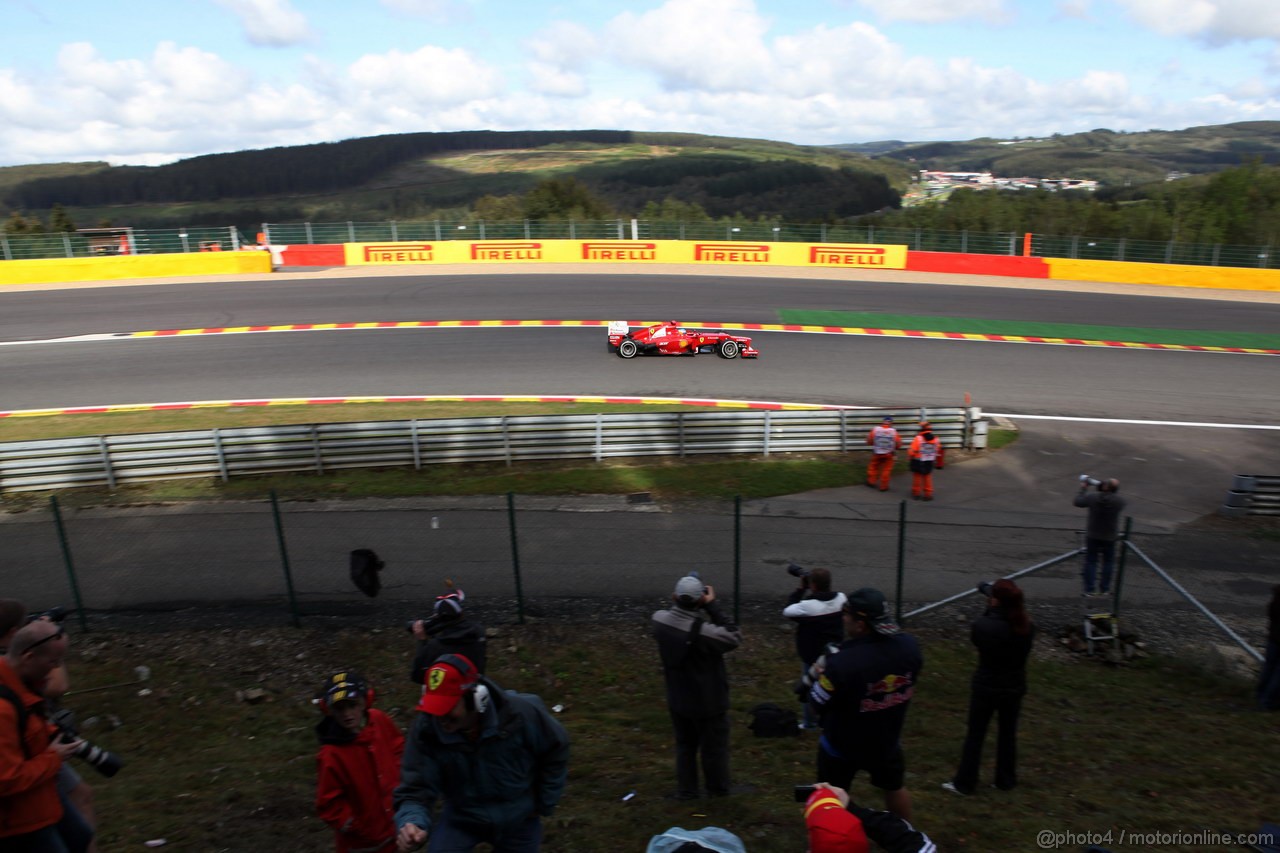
[507,492,525,624]
[96,437,117,491]
[1113,516,1133,618]
[311,426,323,474]
[1,234,11,261]
[895,500,907,624]
[49,496,89,633]
[262,223,272,245]
[347,221,356,242]
[269,490,302,628]
[595,414,603,463]
[390,221,399,241]
[678,413,685,458]
[434,220,442,241]
[212,428,229,482]
[410,420,422,470]
[763,410,771,457]
[62,232,73,258]
[733,495,741,625]
[229,226,240,250]
[304,222,314,244]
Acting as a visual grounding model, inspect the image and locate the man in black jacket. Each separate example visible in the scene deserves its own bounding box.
[651,574,743,800]
[1073,478,1126,595]
[810,588,922,821]
[409,590,487,684]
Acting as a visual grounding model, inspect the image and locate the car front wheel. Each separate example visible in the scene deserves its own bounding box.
[618,339,639,359]
[717,340,740,359]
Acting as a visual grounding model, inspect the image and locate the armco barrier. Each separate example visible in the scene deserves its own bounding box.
[0,407,977,492]
[1046,258,1280,292]
[1220,474,1280,517]
[0,251,272,286]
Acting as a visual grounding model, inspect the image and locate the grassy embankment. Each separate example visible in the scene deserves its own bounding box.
[68,620,1277,853]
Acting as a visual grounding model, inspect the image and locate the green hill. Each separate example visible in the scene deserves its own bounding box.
[0,130,908,229]
[835,121,1280,183]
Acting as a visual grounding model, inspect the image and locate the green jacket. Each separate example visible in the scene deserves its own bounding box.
[393,679,569,835]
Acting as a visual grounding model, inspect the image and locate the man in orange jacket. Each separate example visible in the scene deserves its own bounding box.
[908,429,942,501]
[0,620,93,852]
[865,417,901,492]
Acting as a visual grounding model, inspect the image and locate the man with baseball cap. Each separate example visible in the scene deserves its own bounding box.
[652,573,743,800]
[393,654,569,852]
[809,588,923,821]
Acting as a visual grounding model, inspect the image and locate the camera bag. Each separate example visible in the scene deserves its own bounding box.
[747,702,799,738]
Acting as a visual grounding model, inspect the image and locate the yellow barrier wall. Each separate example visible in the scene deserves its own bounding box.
[1047,258,1280,292]
[342,239,907,270]
[0,252,273,286]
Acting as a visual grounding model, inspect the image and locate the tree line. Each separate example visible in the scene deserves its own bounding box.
[863,162,1280,246]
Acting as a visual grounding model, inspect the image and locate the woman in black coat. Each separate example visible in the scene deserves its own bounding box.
[943,579,1036,795]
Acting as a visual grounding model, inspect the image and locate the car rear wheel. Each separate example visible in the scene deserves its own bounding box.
[717,339,740,359]
[618,339,639,359]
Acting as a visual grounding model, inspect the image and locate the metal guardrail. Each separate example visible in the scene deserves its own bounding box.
[0,407,977,493]
[1220,474,1280,516]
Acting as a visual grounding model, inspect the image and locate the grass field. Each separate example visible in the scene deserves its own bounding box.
[67,619,1277,853]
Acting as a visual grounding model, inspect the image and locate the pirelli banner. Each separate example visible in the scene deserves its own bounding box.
[342,239,907,270]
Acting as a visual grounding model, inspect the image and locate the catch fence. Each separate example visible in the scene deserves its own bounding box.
[3,491,1266,666]
[2,219,1276,269]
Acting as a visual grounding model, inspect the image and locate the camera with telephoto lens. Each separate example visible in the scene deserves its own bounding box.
[49,707,124,778]
[786,563,810,579]
[25,605,69,625]
[404,613,447,634]
[1079,474,1102,487]
[793,784,818,802]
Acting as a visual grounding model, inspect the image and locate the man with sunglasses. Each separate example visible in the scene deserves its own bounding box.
[0,620,94,853]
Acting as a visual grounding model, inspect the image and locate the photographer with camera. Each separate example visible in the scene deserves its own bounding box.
[652,573,744,800]
[408,589,487,685]
[0,619,94,853]
[941,579,1036,797]
[2,602,106,852]
[1073,476,1126,596]
[783,566,846,730]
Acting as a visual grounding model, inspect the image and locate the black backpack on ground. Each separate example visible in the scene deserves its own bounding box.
[747,702,799,738]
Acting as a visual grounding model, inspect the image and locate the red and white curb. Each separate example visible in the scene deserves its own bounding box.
[0,394,881,419]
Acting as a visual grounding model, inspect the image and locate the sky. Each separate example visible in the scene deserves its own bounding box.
[0,0,1278,167]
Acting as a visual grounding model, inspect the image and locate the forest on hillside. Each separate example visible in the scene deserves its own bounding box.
[2,125,1278,246]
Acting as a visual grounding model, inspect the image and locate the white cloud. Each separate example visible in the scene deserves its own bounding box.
[524,21,597,97]
[1116,0,1280,43]
[379,0,473,21]
[854,0,1014,25]
[216,0,315,47]
[606,0,775,92]
[347,46,502,104]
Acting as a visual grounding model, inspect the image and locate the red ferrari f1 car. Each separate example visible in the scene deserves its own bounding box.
[607,321,759,359]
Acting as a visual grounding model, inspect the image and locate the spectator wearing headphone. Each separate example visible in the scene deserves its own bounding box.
[394,654,569,853]
[314,671,405,853]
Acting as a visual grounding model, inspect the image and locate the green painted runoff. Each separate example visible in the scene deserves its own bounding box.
[777,310,1280,349]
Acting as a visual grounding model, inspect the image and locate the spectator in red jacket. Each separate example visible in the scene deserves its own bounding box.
[1,619,93,853]
[315,671,405,853]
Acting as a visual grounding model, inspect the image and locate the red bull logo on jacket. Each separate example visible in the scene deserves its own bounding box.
[861,672,915,712]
